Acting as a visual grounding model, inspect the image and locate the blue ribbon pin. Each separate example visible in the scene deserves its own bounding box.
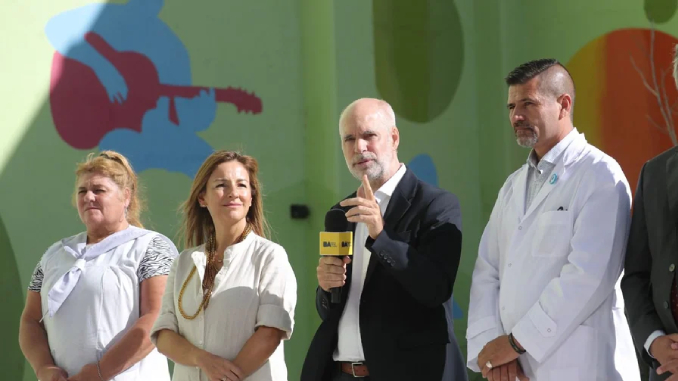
[549,173,558,185]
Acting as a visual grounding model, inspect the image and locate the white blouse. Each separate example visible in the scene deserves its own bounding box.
[38,229,176,381]
[151,233,297,381]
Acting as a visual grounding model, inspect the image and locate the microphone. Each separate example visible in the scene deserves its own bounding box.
[320,208,353,303]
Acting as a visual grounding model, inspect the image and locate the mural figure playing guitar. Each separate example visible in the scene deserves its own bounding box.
[46,0,262,177]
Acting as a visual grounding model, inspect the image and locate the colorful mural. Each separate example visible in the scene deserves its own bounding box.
[373,0,464,123]
[47,0,262,177]
[569,28,678,192]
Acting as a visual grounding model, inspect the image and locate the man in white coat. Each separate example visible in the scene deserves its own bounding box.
[466,58,640,381]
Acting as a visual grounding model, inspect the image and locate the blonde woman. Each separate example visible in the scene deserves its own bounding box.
[19,151,178,381]
[151,151,297,381]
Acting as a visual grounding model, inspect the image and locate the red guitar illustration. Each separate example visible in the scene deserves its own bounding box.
[49,32,262,149]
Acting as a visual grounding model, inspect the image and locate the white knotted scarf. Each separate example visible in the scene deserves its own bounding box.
[45,226,151,317]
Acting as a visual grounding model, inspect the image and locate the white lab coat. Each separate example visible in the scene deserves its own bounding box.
[466,132,639,381]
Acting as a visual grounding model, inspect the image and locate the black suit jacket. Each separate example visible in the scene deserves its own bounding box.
[301,169,468,381]
[622,147,678,380]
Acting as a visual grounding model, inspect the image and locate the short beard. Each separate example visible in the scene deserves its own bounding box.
[516,130,538,148]
[348,152,390,183]
[349,160,385,182]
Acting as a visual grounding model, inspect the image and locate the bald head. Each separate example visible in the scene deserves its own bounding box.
[338,98,400,189]
[339,98,396,134]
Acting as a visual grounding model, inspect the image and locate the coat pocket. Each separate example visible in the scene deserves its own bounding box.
[540,325,597,379]
[532,211,573,258]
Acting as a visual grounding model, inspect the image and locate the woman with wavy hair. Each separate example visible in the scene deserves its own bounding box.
[151,150,297,381]
[19,151,178,381]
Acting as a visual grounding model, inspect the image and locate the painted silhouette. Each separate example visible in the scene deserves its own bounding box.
[46,0,262,177]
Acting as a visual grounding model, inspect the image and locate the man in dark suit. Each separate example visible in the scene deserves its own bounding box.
[300,98,467,381]
[621,47,678,381]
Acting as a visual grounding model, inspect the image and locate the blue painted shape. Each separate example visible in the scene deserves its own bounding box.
[100,96,215,178]
[174,88,218,133]
[407,154,464,319]
[45,0,217,177]
[451,296,464,319]
[407,154,438,186]
[45,0,192,100]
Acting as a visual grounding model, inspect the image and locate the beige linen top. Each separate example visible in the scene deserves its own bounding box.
[151,233,297,381]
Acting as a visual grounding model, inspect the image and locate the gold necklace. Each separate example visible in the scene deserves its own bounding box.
[178,224,252,320]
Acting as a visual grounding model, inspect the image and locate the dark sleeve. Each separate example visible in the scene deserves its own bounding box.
[28,262,44,292]
[365,192,462,308]
[137,236,177,282]
[621,163,664,365]
[315,286,333,320]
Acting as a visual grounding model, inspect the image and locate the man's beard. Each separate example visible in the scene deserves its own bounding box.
[515,124,538,148]
[349,153,387,181]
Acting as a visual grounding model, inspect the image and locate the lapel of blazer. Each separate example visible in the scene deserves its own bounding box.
[363,169,416,288]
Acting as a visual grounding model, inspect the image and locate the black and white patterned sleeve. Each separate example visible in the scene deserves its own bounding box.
[138,236,177,282]
[28,262,44,292]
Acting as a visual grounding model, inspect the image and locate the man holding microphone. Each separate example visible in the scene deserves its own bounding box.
[301,98,466,381]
